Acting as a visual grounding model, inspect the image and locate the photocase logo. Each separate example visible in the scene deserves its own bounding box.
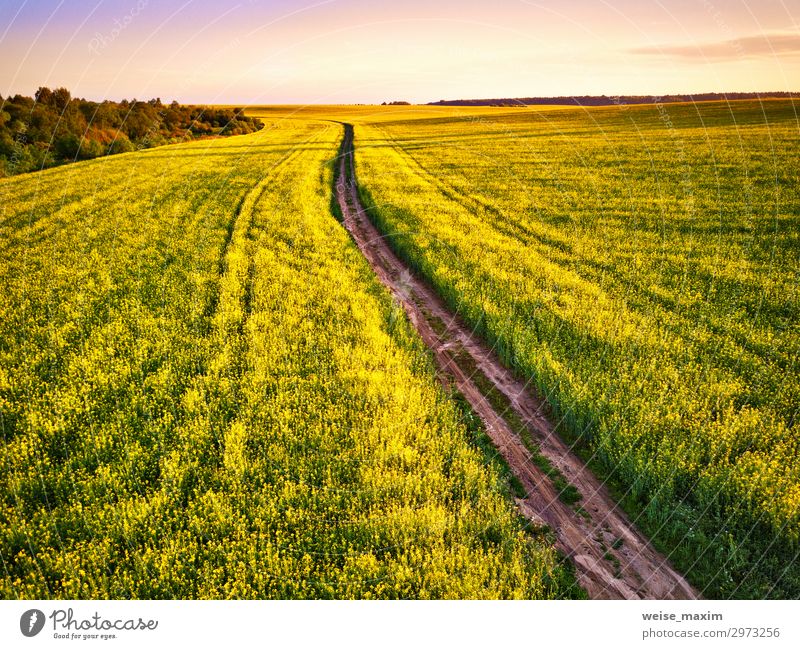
[14,607,159,641]
[20,609,45,637]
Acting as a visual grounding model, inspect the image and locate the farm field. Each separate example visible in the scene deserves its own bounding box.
[347,99,800,598]
[1,98,797,600]
[0,118,574,598]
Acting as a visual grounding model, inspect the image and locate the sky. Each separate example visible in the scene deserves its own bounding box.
[1,0,798,104]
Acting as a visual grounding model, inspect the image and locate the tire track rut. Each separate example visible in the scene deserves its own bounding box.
[334,122,698,600]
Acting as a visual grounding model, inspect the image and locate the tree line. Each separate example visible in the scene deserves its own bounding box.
[429,91,795,106]
[0,87,263,176]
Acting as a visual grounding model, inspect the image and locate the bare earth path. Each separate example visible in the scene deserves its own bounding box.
[335,123,699,600]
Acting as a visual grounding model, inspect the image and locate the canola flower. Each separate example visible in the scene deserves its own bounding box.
[0,118,574,598]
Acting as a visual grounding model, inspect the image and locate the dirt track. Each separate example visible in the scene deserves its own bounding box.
[335,123,699,600]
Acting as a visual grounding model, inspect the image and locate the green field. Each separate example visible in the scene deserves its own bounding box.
[1,99,797,599]
[347,99,800,597]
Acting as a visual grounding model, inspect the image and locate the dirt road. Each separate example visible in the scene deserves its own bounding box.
[335,123,699,600]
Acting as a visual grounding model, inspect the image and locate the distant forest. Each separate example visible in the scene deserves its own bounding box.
[429,91,796,107]
[0,87,263,176]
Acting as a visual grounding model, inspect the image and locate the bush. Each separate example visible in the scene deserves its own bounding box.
[107,136,135,155]
[55,133,81,159]
[78,138,105,160]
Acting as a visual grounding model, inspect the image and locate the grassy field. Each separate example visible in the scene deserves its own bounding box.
[0,117,575,598]
[2,98,796,599]
[347,99,799,597]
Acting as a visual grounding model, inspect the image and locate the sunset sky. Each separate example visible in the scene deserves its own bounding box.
[1,0,798,104]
